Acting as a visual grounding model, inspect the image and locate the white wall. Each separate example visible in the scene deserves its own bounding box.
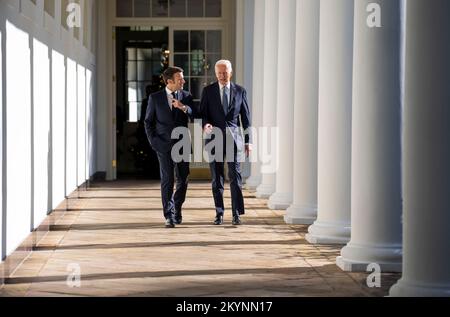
[95,0,110,179]
[33,38,51,229]
[6,20,32,255]
[52,49,66,209]
[86,68,94,179]
[77,64,86,186]
[66,57,77,194]
[0,0,97,260]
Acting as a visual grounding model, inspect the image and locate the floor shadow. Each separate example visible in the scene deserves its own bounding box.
[76,195,256,199]
[48,219,295,231]
[4,265,400,298]
[5,266,318,285]
[66,207,270,211]
[86,187,213,192]
[33,238,309,251]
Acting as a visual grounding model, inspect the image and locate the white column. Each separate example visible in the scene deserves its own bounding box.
[267,0,296,210]
[234,0,245,85]
[284,0,320,224]
[245,0,264,190]
[306,0,353,244]
[256,0,278,199]
[390,0,450,296]
[336,0,403,272]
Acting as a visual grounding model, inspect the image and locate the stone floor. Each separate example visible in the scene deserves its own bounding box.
[0,180,400,297]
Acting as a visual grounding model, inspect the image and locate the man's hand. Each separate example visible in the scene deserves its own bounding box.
[172,99,187,112]
[245,144,253,158]
[204,124,214,134]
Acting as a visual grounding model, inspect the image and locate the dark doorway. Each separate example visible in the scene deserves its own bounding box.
[116,26,169,179]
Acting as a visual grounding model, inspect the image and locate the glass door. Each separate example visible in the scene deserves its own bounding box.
[116,27,169,179]
[172,29,222,107]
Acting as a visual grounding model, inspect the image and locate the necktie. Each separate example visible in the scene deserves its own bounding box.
[222,86,229,115]
[171,91,177,111]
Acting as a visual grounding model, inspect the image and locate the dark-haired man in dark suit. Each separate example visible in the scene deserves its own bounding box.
[201,60,252,226]
[145,67,196,228]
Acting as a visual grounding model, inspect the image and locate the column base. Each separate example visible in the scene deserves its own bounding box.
[336,243,402,272]
[256,183,275,198]
[245,175,262,190]
[305,220,351,245]
[284,204,317,225]
[268,192,292,210]
[389,279,450,297]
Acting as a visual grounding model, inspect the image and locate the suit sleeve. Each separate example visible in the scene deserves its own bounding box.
[200,87,210,129]
[144,95,156,146]
[240,88,252,144]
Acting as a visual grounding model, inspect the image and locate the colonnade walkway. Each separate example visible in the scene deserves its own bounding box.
[0,181,399,297]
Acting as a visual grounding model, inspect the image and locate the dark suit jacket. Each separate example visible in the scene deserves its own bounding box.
[144,89,195,153]
[200,82,252,150]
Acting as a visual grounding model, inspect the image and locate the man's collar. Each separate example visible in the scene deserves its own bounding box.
[165,87,177,95]
[219,82,231,90]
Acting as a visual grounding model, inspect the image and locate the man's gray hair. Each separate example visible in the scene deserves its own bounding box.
[215,59,233,72]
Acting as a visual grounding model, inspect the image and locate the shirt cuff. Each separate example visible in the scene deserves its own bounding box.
[185,106,192,115]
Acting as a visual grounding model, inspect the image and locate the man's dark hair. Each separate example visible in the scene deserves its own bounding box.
[163,67,184,84]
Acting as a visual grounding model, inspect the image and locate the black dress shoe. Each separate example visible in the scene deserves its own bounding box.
[214,215,224,225]
[165,218,176,228]
[174,212,182,225]
[232,215,242,225]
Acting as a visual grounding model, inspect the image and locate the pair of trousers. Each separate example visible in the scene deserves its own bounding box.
[209,150,245,217]
[156,151,189,219]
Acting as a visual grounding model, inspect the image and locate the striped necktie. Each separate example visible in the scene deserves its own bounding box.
[222,86,229,114]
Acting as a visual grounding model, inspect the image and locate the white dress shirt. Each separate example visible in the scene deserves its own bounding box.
[165,87,192,114]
